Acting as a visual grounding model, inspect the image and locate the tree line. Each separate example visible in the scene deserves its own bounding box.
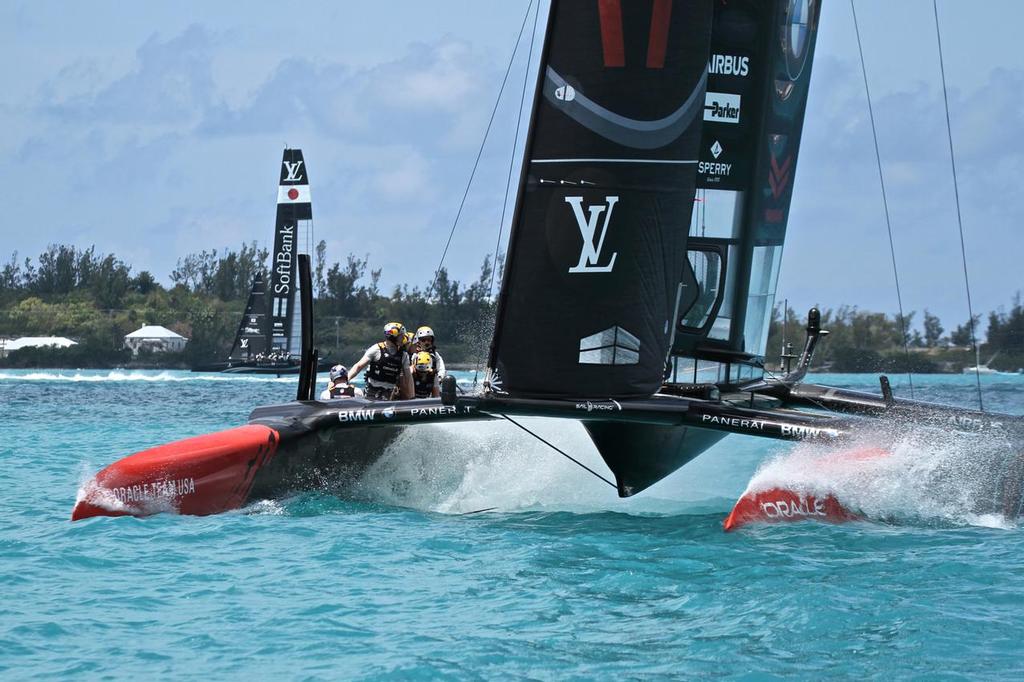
[1,242,1020,372]
[765,300,1024,373]
[0,243,502,368]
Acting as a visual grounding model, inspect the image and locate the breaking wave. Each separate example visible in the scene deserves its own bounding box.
[742,421,1024,529]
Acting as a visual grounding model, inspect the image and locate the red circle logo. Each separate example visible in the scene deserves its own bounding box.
[287,188,299,200]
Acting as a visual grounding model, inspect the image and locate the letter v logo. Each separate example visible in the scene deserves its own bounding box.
[282,160,304,182]
[566,196,619,274]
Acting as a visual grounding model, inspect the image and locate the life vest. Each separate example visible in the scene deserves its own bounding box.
[329,384,356,398]
[366,342,404,388]
[413,369,436,398]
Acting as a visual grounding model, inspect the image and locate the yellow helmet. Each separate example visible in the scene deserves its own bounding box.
[383,322,405,343]
[403,331,415,348]
[413,351,434,373]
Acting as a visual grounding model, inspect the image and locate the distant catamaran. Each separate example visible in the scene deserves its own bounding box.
[192,149,331,375]
[75,0,1023,526]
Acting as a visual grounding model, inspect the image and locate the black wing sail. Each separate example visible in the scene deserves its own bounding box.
[268,148,313,355]
[672,0,821,380]
[228,272,268,360]
[489,0,714,399]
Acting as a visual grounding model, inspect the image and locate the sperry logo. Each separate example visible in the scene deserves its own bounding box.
[282,160,304,182]
[566,196,619,274]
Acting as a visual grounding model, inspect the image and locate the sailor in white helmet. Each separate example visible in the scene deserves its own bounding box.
[411,325,446,380]
[319,364,364,400]
[346,322,414,400]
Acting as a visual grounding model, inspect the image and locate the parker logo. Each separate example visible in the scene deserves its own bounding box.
[566,196,619,274]
[703,92,741,124]
[708,54,749,77]
[282,160,304,183]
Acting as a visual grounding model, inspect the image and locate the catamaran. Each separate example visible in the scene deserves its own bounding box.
[73,0,1023,526]
[191,149,332,375]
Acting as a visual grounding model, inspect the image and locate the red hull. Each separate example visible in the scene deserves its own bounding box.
[72,424,280,520]
[723,447,890,531]
[723,488,859,531]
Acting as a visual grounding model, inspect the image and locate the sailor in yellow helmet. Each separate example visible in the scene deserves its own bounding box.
[411,351,441,398]
[345,322,413,400]
[411,325,446,380]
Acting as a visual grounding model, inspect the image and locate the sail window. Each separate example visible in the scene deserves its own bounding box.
[689,189,744,239]
[742,245,783,357]
[681,250,723,330]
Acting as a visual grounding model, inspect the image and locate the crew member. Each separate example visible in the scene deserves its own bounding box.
[411,351,441,398]
[347,322,413,400]
[412,326,446,379]
[319,364,363,400]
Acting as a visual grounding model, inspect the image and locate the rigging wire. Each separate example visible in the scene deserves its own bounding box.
[426,0,536,300]
[850,0,915,398]
[932,0,984,411]
[472,0,542,387]
[500,414,618,490]
[486,0,542,302]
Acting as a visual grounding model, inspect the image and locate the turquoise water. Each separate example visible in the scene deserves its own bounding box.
[2,370,1023,678]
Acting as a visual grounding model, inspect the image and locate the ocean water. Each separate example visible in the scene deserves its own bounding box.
[2,369,1023,678]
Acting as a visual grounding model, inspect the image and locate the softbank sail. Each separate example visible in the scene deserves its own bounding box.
[76,0,1023,527]
[192,149,331,375]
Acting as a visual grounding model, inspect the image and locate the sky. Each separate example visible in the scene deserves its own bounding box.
[2,0,1022,332]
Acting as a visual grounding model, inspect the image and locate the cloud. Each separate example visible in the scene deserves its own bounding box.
[41,24,218,128]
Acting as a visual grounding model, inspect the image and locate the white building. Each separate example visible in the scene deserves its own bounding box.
[123,325,188,356]
[0,336,78,358]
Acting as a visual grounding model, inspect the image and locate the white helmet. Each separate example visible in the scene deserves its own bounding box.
[415,326,435,342]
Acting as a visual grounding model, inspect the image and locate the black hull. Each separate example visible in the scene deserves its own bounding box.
[191,358,333,375]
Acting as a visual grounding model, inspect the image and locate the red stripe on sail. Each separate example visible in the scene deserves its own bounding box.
[646,0,672,68]
[598,0,625,67]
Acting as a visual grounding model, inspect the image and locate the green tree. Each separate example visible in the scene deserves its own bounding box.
[950,315,981,347]
[923,309,944,347]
